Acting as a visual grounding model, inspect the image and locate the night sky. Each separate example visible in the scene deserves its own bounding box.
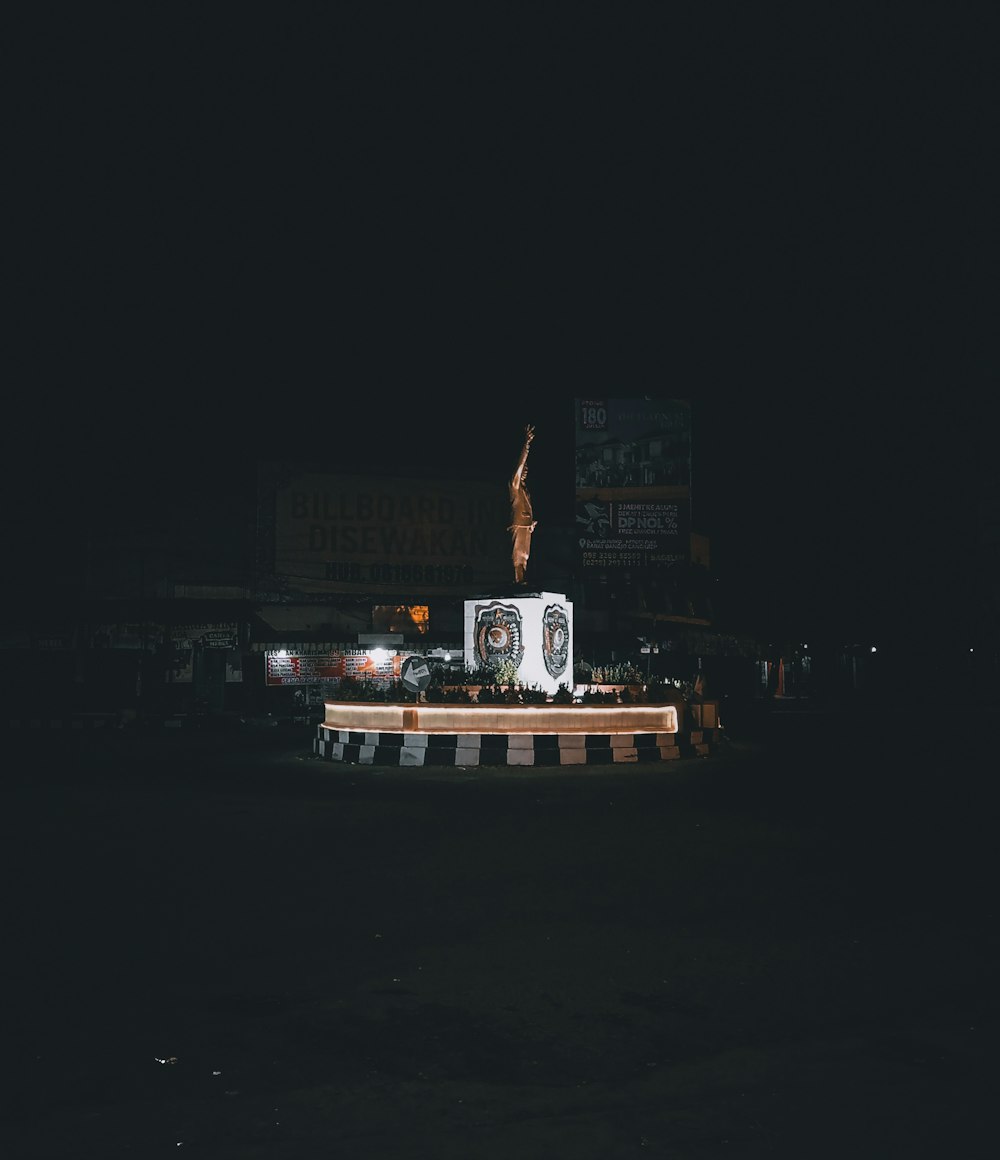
[7,10,995,651]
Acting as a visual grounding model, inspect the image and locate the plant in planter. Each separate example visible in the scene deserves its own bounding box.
[552,683,575,704]
[620,685,647,704]
[465,664,494,688]
[582,688,618,704]
[492,657,522,686]
[591,661,644,685]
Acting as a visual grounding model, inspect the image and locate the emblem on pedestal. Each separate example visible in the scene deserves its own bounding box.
[541,604,569,678]
[474,602,524,673]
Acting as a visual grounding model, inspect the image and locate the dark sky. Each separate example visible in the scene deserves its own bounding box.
[7,9,995,645]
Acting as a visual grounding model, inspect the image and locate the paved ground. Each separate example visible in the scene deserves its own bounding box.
[1,704,996,1158]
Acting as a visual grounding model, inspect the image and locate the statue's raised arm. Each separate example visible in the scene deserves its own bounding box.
[508,424,537,584]
[511,423,534,486]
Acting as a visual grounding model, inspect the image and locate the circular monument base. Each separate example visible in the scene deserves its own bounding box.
[313,701,696,767]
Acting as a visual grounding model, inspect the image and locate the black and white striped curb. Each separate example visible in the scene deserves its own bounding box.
[313,726,717,766]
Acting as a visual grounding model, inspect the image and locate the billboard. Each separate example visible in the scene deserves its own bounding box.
[575,397,691,492]
[574,398,692,571]
[575,498,691,569]
[257,465,511,598]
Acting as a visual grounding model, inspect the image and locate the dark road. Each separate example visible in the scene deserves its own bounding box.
[1,708,995,1158]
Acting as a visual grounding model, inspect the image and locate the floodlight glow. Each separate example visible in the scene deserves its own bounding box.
[369,648,389,663]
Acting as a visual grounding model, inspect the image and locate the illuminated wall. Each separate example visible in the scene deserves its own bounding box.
[464,591,574,695]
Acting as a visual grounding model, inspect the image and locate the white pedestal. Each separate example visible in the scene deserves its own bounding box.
[464,591,574,695]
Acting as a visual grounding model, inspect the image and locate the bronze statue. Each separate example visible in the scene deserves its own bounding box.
[508,423,536,584]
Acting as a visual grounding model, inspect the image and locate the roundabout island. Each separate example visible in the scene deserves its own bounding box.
[312,697,720,768]
[313,429,720,770]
